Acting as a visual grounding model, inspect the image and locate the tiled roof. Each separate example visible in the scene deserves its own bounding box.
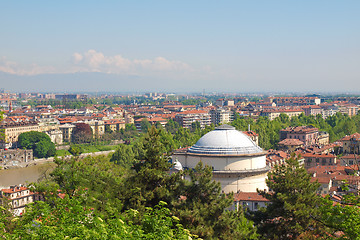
[234,192,269,202]
[1,186,28,193]
[278,138,304,146]
[341,133,360,141]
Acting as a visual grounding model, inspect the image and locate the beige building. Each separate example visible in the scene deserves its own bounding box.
[209,108,233,125]
[104,119,126,132]
[38,117,63,144]
[341,133,360,154]
[46,129,63,145]
[261,108,304,121]
[233,192,269,211]
[75,120,105,137]
[0,122,40,148]
[302,153,337,169]
[38,117,60,132]
[173,125,269,194]
[59,124,76,142]
[175,110,211,129]
[318,131,330,146]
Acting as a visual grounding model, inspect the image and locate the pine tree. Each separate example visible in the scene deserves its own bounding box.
[110,144,135,168]
[122,126,181,212]
[254,154,328,239]
[173,162,255,239]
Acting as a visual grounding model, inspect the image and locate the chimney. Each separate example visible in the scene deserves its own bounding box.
[248,124,251,132]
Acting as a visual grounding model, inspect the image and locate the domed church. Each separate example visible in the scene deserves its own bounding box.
[172,124,269,194]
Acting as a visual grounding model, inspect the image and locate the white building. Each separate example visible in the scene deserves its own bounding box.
[0,185,34,216]
[173,124,269,194]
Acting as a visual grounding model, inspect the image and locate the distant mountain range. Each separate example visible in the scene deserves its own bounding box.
[0,71,177,93]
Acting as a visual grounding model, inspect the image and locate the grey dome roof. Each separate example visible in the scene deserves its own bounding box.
[188,124,263,155]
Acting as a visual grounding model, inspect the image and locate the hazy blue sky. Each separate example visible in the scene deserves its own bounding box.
[1,1,359,93]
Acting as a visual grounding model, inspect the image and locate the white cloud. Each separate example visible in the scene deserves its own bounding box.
[0,57,56,75]
[72,52,83,63]
[0,50,205,77]
[72,50,192,74]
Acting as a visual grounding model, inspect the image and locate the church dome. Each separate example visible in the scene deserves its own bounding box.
[188,124,263,155]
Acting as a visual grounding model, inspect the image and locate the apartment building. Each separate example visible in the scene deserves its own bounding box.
[280,126,320,146]
[260,108,304,121]
[174,110,211,129]
[0,121,40,148]
[302,153,336,168]
[209,108,233,125]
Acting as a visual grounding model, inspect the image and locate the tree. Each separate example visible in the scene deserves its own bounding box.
[320,192,360,240]
[110,144,135,168]
[122,126,181,212]
[71,123,93,144]
[50,155,126,217]
[254,155,329,239]
[2,190,194,239]
[68,144,83,156]
[173,162,257,239]
[140,118,151,133]
[165,119,180,134]
[18,131,55,158]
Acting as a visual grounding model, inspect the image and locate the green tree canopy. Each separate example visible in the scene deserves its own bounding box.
[18,131,55,158]
[254,155,329,239]
[110,144,136,168]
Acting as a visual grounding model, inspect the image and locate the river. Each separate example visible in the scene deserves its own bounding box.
[0,162,56,189]
[0,150,115,189]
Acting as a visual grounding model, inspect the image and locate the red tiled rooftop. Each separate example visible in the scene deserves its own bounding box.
[278,138,304,146]
[234,192,269,202]
[1,186,28,193]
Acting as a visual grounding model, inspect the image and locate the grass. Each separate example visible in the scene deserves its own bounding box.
[56,149,71,156]
[55,144,118,156]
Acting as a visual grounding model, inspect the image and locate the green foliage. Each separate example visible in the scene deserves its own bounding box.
[319,189,360,239]
[173,162,241,239]
[68,144,83,156]
[216,210,259,240]
[254,154,328,239]
[2,192,193,239]
[165,119,180,134]
[18,131,55,158]
[140,118,151,133]
[50,156,126,218]
[123,126,181,212]
[110,144,136,168]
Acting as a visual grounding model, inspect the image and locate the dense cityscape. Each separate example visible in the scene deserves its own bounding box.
[0,90,360,238]
[1,1,360,239]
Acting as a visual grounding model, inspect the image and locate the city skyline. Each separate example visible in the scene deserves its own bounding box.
[1,1,359,93]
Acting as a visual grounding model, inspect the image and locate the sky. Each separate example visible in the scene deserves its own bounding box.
[0,1,359,93]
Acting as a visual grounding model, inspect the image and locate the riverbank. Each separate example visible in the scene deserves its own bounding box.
[1,150,116,170]
[0,150,116,189]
